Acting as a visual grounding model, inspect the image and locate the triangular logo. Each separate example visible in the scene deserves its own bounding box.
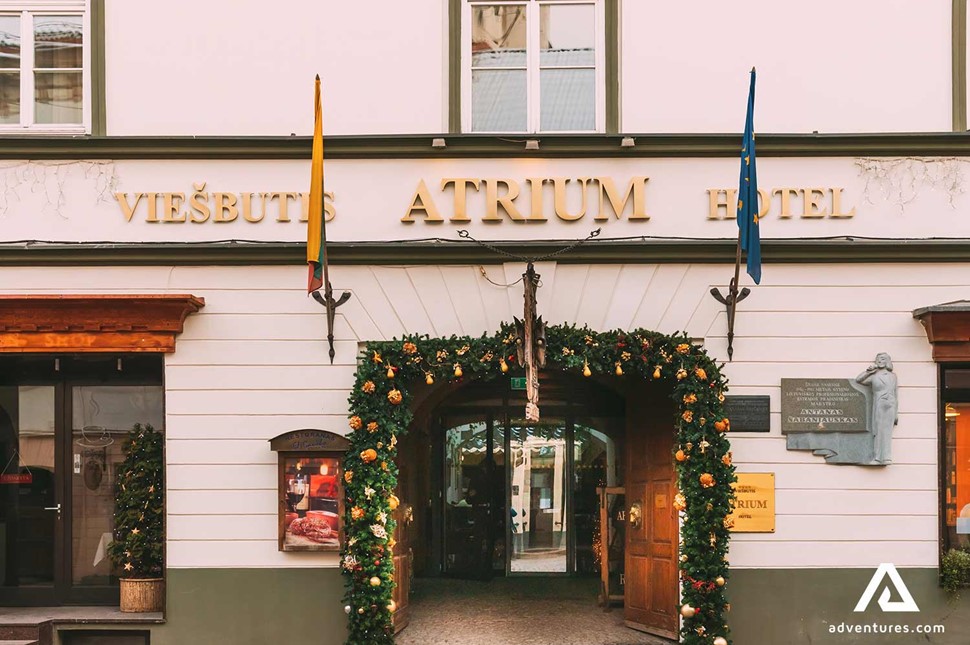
[853,563,920,613]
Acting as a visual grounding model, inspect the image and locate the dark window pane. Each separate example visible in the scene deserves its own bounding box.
[0,71,19,123]
[945,370,970,390]
[0,16,21,69]
[540,68,595,131]
[34,16,82,69]
[34,70,82,124]
[472,69,526,132]
[471,5,526,68]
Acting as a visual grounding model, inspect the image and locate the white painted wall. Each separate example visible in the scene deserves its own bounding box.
[620,0,952,133]
[99,0,953,136]
[104,0,447,136]
[0,261,959,569]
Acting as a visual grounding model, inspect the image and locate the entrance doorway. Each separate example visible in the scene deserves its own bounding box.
[0,355,163,606]
[396,372,678,641]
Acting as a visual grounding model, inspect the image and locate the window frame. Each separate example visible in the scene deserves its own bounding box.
[459,0,608,135]
[941,363,970,557]
[0,0,91,134]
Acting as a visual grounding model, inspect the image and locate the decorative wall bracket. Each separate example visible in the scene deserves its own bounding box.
[312,287,351,364]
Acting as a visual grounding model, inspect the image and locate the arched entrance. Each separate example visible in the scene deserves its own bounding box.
[340,326,734,645]
[395,371,679,641]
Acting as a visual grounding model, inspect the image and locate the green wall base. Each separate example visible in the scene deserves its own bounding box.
[728,568,970,645]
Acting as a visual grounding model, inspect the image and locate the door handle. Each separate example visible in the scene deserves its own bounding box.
[44,503,62,517]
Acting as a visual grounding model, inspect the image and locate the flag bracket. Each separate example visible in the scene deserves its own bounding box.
[312,286,351,364]
[710,282,750,363]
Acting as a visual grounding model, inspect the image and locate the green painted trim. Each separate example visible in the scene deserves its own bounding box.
[3,238,970,266]
[954,0,967,132]
[605,0,619,134]
[3,132,970,160]
[449,0,461,134]
[90,0,106,136]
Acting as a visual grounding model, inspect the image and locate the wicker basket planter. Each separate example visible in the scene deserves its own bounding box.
[120,577,165,613]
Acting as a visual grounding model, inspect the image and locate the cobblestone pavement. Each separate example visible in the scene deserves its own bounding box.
[397,577,672,645]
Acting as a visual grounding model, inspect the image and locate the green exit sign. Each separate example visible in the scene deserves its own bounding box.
[510,377,527,391]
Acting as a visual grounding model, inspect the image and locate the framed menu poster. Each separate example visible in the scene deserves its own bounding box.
[269,429,351,552]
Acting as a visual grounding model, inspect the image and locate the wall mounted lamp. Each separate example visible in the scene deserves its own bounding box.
[620,136,636,148]
[524,139,540,150]
[431,138,447,148]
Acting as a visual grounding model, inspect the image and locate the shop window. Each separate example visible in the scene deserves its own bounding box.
[460,0,607,133]
[943,366,970,552]
[0,1,97,133]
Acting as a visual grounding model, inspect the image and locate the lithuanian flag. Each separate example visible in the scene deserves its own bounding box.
[307,75,326,294]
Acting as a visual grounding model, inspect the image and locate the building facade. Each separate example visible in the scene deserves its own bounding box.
[1,1,970,644]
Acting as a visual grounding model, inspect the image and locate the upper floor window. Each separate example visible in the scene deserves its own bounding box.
[0,2,89,133]
[462,1,605,133]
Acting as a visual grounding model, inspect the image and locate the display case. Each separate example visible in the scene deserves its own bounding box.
[269,430,350,552]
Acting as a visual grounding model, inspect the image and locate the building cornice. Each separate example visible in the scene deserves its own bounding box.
[3,133,970,160]
[0,238,968,266]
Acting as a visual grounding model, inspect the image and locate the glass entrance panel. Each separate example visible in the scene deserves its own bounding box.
[71,386,163,587]
[443,418,492,577]
[0,385,57,589]
[509,419,567,573]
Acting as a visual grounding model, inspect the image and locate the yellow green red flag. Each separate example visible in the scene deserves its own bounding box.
[307,75,326,293]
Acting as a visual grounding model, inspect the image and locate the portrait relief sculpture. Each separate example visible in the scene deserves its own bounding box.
[855,352,898,465]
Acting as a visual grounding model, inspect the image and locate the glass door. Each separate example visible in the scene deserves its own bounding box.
[0,356,163,606]
[0,384,61,605]
[508,418,569,574]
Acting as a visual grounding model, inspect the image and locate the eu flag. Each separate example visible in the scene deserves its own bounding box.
[737,68,761,284]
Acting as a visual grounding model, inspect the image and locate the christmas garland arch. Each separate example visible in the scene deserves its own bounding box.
[341,324,736,645]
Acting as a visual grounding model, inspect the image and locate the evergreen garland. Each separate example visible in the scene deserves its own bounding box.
[108,423,164,579]
[342,324,736,645]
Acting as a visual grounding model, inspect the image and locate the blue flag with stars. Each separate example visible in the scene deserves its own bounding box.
[737,68,761,284]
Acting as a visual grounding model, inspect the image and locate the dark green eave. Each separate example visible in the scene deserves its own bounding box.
[5,132,970,159]
[1,238,968,266]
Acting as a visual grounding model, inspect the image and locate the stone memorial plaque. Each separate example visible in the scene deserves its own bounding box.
[723,395,770,432]
[781,379,868,434]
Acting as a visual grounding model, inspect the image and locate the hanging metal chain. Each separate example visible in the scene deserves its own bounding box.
[457,228,601,263]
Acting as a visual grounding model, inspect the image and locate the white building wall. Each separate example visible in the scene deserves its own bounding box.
[104,0,447,136]
[620,0,953,133]
[100,0,953,137]
[0,261,956,570]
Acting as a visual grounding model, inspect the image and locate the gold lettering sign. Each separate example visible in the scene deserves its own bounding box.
[114,182,336,224]
[727,472,775,533]
[707,187,855,220]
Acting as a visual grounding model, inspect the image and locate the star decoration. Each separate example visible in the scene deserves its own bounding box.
[131,528,140,535]
[124,562,133,571]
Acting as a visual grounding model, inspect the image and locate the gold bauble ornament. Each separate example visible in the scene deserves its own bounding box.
[695,367,708,381]
[349,416,363,431]
[500,358,509,373]
[673,493,687,512]
[369,576,381,587]
[454,364,463,378]
[387,366,395,379]
[583,361,592,377]
[614,362,623,376]
[680,604,696,618]
[388,600,397,612]
[699,472,715,488]
[679,554,688,563]
[714,638,728,645]
[675,449,687,462]
[360,448,378,463]
[676,368,688,380]
[715,576,725,587]
[388,389,403,405]
[388,494,400,511]
[426,373,434,385]
[653,366,661,379]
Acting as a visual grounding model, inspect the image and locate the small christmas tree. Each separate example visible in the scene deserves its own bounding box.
[108,423,164,579]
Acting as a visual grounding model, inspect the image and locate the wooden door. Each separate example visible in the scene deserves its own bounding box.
[392,426,416,634]
[624,389,678,639]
